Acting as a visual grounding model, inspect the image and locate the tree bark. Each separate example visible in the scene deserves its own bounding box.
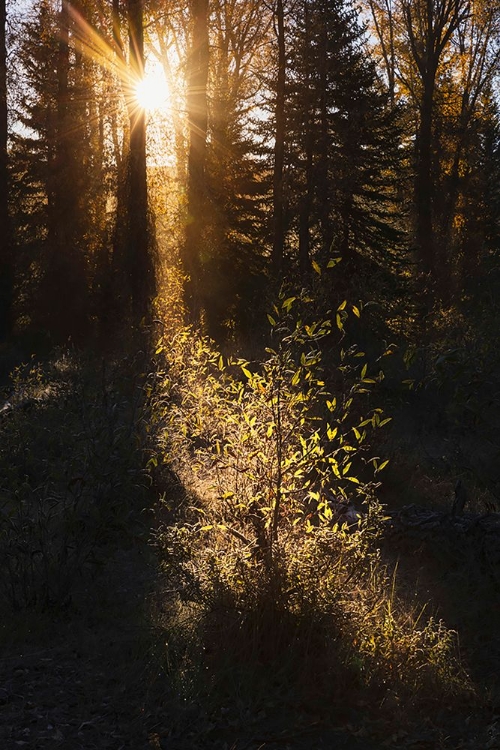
[126,0,154,321]
[415,77,436,279]
[183,0,209,321]
[111,0,154,328]
[298,1,312,282]
[272,0,285,279]
[0,0,11,341]
[45,0,86,341]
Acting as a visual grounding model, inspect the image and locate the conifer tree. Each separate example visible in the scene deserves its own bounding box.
[284,0,404,280]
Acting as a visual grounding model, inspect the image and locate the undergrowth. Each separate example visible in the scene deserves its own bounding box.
[149,293,471,729]
[0,350,149,611]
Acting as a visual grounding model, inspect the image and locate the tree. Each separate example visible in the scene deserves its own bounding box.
[182,0,209,321]
[110,0,155,328]
[283,0,404,282]
[272,0,286,278]
[10,0,125,341]
[126,0,155,320]
[0,0,11,341]
[401,0,469,281]
[10,0,88,341]
[364,0,500,296]
[201,0,270,337]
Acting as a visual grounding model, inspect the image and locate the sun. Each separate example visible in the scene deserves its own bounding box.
[135,61,171,113]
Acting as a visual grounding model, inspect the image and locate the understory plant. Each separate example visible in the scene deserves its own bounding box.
[151,293,467,700]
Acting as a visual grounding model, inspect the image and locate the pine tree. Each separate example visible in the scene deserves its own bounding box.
[284,0,404,281]
[11,0,97,342]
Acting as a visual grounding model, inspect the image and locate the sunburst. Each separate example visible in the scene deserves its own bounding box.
[135,61,171,113]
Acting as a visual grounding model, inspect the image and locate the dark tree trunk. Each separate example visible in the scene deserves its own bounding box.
[111,0,154,329]
[272,0,285,278]
[298,2,312,282]
[317,9,331,256]
[0,0,11,341]
[44,0,87,341]
[415,78,435,280]
[126,0,154,322]
[183,0,209,321]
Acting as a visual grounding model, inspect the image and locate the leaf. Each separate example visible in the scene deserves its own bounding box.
[352,305,361,318]
[376,459,389,472]
[267,314,277,326]
[241,365,252,379]
[282,296,296,311]
[361,363,368,379]
[312,259,322,275]
[327,425,338,440]
[337,300,347,311]
[327,257,342,268]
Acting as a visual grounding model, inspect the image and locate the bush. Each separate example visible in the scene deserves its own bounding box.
[151,294,467,704]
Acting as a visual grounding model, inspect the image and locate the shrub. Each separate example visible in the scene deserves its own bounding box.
[151,294,467,703]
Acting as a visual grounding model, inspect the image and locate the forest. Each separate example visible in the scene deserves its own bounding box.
[1,0,500,747]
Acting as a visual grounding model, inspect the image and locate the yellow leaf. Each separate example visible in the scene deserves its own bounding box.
[312,259,322,275]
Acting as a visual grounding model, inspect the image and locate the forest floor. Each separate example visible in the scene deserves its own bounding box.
[3,514,498,750]
[0,345,499,749]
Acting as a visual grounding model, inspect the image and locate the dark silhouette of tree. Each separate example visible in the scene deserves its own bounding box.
[401,0,468,283]
[284,0,404,281]
[0,0,11,342]
[272,0,286,279]
[111,0,156,328]
[365,0,500,299]
[126,0,155,320]
[182,0,209,322]
[201,0,270,338]
[10,0,88,342]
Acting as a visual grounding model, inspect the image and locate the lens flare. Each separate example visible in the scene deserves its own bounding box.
[135,63,171,112]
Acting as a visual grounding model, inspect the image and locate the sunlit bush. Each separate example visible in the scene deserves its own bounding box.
[151,294,467,699]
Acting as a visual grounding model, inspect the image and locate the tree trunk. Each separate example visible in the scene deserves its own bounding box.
[415,78,435,280]
[298,2,312,282]
[44,0,87,341]
[126,0,154,322]
[111,0,154,329]
[0,0,11,341]
[272,0,285,278]
[317,6,332,256]
[183,0,209,321]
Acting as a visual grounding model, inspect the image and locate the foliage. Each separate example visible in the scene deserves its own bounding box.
[150,296,466,705]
